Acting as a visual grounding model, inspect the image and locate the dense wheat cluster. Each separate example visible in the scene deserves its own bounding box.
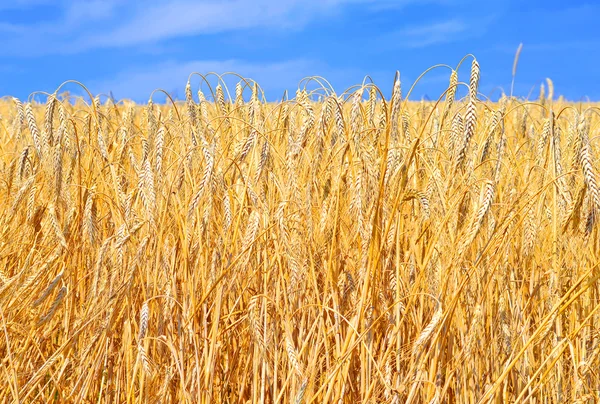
[1,59,600,403]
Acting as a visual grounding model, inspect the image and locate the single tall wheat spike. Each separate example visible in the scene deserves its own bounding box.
[138,302,151,375]
[25,103,43,156]
[578,118,600,216]
[456,59,480,170]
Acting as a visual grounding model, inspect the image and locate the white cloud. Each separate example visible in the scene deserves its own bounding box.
[0,0,454,55]
[391,19,468,48]
[0,0,123,53]
[82,1,306,48]
[64,0,121,24]
[377,13,496,49]
[76,0,412,49]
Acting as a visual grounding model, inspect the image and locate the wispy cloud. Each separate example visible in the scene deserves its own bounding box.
[78,0,460,49]
[63,0,121,25]
[380,19,472,49]
[81,1,317,49]
[398,19,468,48]
[377,13,496,49]
[0,0,457,56]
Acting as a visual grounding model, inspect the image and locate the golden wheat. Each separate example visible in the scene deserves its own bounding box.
[1,60,600,403]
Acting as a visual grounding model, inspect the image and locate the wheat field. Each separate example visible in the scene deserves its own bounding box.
[1,59,600,403]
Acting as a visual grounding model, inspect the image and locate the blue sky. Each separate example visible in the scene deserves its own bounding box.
[0,0,598,102]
